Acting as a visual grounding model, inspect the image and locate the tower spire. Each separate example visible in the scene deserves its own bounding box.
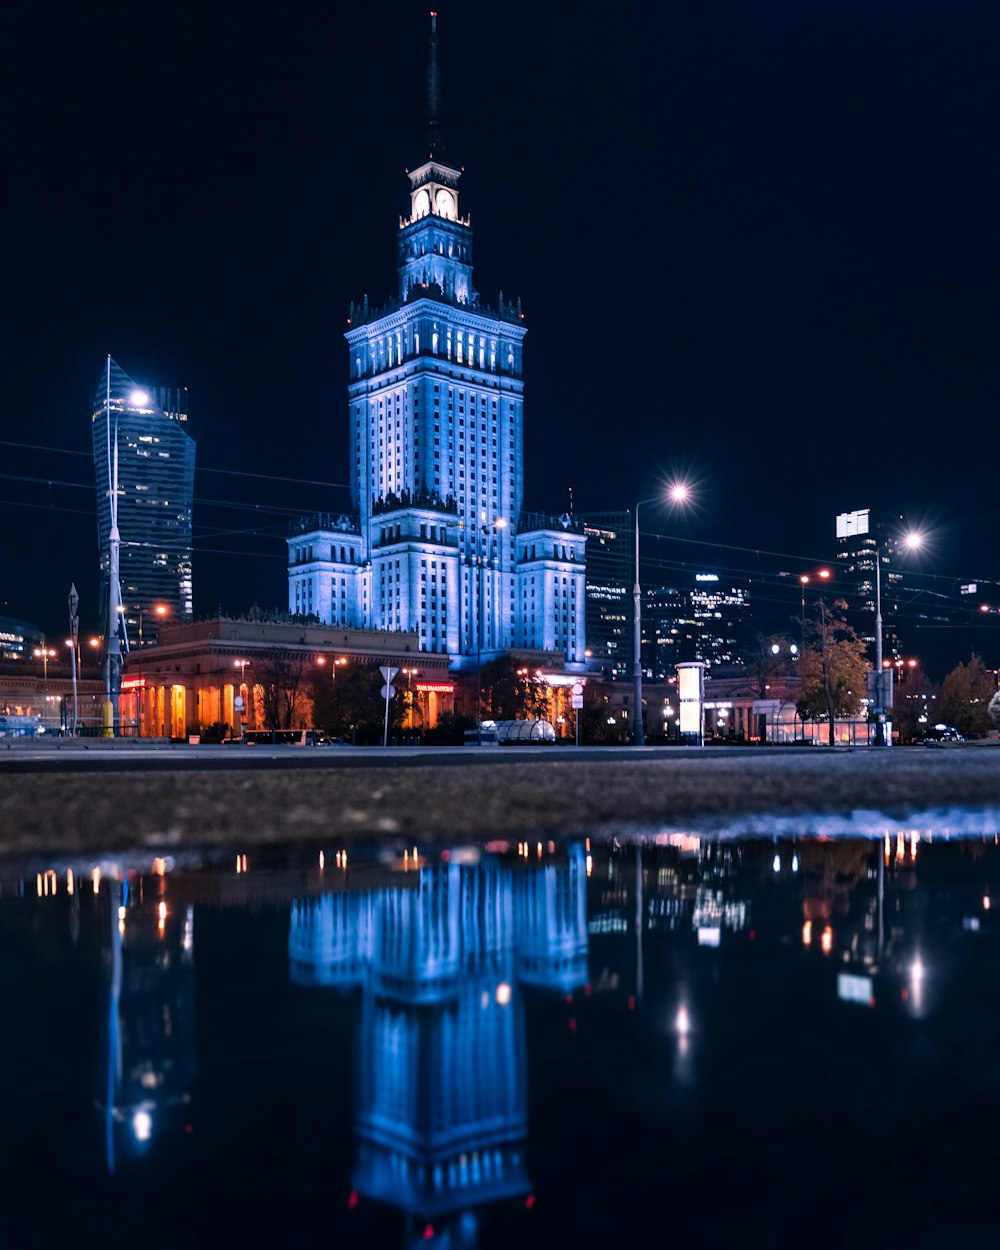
[427,10,444,158]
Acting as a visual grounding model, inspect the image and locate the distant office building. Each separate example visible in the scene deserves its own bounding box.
[0,615,41,661]
[641,573,750,677]
[92,359,195,642]
[287,15,586,672]
[834,508,902,654]
[579,512,630,678]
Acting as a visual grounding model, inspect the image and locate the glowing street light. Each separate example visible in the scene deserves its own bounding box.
[33,642,56,681]
[799,568,831,649]
[234,659,250,740]
[873,529,923,747]
[633,482,690,746]
[136,604,168,737]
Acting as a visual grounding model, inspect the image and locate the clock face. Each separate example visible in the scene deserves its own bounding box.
[436,188,456,220]
[414,188,430,218]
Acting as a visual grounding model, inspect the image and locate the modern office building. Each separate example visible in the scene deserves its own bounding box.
[640,573,750,677]
[287,15,586,672]
[579,512,631,679]
[92,358,195,643]
[834,508,903,654]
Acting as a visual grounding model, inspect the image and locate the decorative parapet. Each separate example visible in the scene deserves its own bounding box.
[288,513,359,536]
[347,289,525,329]
[372,490,458,517]
[516,511,586,536]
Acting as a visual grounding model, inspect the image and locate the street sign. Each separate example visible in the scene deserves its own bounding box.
[379,666,399,682]
[571,694,584,709]
[571,683,583,695]
[381,685,396,700]
[234,696,245,711]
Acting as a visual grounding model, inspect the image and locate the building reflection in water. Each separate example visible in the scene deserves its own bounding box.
[96,871,195,1174]
[289,845,588,1244]
[8,829,1000,1245]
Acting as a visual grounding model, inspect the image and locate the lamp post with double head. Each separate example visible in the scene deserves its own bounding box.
[799,568,831,651]
[633,484,689,746]
[234,659,250,741]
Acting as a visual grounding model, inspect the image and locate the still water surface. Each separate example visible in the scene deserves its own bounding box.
[2,831,999,1248]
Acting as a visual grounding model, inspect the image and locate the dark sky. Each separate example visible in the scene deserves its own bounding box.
[2,0,998,669]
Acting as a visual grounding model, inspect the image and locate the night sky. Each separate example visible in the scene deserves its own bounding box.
[3,1,998,671]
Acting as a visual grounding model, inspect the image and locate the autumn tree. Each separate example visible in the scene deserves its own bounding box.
[936,654,996,738]
[796,599,870,746]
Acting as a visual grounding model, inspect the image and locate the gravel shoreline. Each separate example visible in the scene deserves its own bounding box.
[4,747,1000,859]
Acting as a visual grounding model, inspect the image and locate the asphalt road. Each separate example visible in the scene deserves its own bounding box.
[3,741,1000,860]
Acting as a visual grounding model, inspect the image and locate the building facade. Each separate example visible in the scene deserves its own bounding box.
[640,573,750,678]
[287,18,586,673]
[834,508,903,655]
[121,615,452,739]
[92,358,196,643]
[579,512,631,679]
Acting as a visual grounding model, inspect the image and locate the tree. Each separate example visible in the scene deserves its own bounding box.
[936,654,996,738]
[796,599,870,746]
[890,662,935,744]
[478,656,548,721]
[989,690,1000,731]
[309,660,403,743]
[745,631,799,700]
[255,652,310,729]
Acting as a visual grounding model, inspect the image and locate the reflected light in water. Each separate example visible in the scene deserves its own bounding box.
[495,982,512,1007]
[820,925,833,954]
[802,920,813,946]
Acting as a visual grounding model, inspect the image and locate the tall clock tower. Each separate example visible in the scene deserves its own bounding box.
[287,12,588,675]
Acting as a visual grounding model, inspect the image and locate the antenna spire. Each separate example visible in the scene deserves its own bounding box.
[427,11,443,157]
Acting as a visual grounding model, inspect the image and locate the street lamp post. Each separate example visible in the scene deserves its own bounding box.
[872,531,922,747]
[68,583,79,736]
[33,642,56,681]
[633,485,689,747]
[476,515,507,746]
[137,604,167,737]
[799,568,831,651]
[234,659,249,741]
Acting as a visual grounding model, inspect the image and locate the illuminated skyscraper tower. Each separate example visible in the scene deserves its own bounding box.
[288,14,587,670]
[92,359,195,640]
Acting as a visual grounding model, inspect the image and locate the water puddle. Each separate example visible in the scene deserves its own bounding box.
[2,828,999,1247]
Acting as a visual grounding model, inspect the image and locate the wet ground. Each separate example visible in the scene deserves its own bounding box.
[2,828,999,1248]
[2,742,1000,856]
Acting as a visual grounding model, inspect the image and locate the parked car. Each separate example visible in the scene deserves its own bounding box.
[921,724,964,744]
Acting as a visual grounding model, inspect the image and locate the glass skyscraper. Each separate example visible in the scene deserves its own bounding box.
[92,358,195,640]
